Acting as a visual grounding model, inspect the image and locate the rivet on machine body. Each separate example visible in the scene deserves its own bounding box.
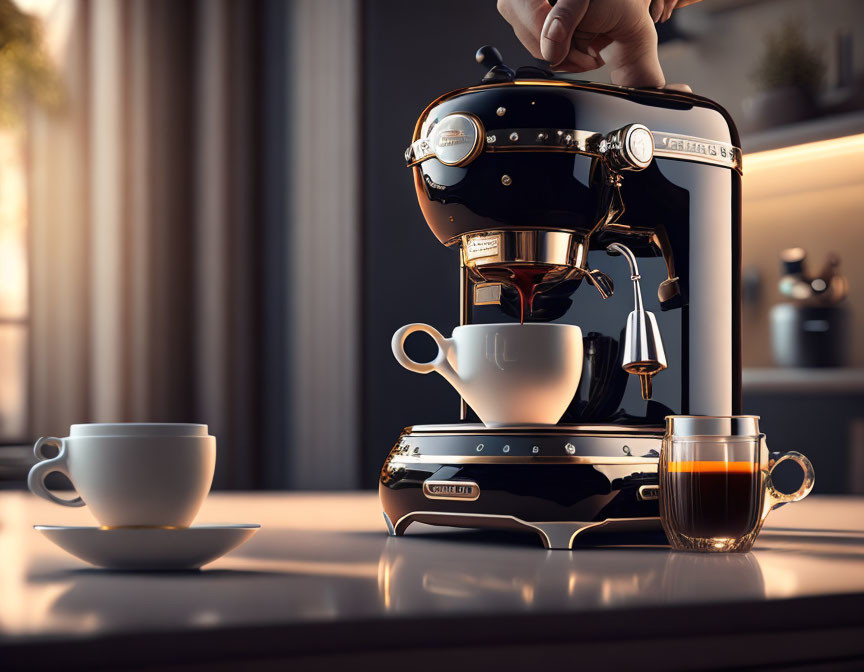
[496,107,506,116]
[501,175,512,186]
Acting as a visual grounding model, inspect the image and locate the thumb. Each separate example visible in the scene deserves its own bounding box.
[540,0,590,66]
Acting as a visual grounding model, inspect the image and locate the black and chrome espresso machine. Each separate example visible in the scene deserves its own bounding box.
[380,47,742,549]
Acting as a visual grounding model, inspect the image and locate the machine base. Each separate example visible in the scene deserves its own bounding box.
[379,424,663,550]
[383,510,662,550]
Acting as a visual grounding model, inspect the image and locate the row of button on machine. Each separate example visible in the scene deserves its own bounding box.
[393,435,660,458]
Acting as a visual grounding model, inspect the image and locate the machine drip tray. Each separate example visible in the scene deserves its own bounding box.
[393,423,663,461]
[379,423,664,549]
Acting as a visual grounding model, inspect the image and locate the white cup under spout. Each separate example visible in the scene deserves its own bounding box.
[391,323,583,427]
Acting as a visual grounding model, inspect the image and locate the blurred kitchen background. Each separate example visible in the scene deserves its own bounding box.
[0,0,862,493]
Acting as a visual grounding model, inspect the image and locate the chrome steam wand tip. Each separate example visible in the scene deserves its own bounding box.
[607,243,667,400]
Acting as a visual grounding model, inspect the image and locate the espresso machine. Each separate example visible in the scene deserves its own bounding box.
[380,47,742,549]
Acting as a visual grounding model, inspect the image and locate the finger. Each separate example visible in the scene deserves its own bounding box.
[497,0,551,60]
[665,82,693,93]
[649,0,664,22]
[604,14,666,88]
[570,29,599,58]
[509,19,545,60]
[540,0,590,66]
[661,0,679,22]
[555,49,603,73]
[497,0,548,27]
[589,34,613,53]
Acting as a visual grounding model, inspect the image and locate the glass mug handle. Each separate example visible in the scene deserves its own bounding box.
[766,451,815,511]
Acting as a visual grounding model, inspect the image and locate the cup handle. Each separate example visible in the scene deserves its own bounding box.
[391,323,456,379]
[766,451,815,510]
[27,437,85,507]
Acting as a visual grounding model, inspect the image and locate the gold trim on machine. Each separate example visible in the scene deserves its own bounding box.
[460,230,586,275]
[389,455,658,465]
[407,79,742,173]
[408,124,741,173]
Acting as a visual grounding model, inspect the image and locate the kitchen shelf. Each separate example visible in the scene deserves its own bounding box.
[743,110,864,154]
[743,367,864,394]
[0,444,35,487]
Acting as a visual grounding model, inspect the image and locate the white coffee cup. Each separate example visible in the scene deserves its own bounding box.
[27,423,216,528]
[392,323,583,427]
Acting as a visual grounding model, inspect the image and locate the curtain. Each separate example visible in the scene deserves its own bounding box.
[28,0,262,488]
[27,0,361,489]
[26,0,362,489]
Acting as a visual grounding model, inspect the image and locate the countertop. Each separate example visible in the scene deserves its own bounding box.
[2,492,864,671]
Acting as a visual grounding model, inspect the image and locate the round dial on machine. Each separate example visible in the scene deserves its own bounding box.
[428,113,484,167]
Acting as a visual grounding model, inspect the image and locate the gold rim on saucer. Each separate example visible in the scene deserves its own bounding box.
[98,525,185,531]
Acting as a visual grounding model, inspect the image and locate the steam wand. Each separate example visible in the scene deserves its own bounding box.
[607,243,667,400]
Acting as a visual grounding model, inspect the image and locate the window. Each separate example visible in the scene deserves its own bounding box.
[0,128,29,441]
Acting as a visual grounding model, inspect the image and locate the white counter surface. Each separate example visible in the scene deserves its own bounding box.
[2,492,864,670]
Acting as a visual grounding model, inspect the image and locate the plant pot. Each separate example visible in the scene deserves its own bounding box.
[770,303,849,368]
[742,86,818,132]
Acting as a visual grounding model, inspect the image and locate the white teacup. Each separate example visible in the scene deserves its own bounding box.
[27,423,216,528]
[392,323,583,427]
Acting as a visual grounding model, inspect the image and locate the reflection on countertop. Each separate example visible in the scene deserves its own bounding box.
[2,492,864,645]
[378,534,767,613]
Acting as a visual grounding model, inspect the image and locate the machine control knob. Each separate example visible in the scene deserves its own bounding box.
[476,45,503,68]
[476,45,515,82]
[603,123,654,172]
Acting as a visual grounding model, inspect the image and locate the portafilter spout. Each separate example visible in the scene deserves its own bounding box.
[607,243,667,400]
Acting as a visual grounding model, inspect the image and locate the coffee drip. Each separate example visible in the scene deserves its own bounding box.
[473,244,667,400]
[478,265,562,323]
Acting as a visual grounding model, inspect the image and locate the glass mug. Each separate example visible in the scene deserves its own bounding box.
[660,416,815,553]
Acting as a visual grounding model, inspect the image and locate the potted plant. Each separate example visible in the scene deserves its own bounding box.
[744,19,825,131]
[0,0,61,126]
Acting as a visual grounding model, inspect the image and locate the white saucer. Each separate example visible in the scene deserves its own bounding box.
[35,524,260,570]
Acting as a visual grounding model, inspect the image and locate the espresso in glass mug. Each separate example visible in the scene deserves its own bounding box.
[660,416,814,553]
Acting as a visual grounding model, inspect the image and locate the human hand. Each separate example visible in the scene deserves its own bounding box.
[497,0,693,90]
